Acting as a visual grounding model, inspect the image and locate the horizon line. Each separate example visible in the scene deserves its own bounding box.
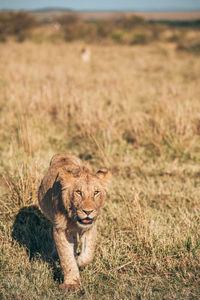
[1,7,200,13]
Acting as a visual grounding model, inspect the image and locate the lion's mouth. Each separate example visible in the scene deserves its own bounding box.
[77,217,94,225]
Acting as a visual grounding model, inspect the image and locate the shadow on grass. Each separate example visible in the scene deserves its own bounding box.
[12,205,63,282]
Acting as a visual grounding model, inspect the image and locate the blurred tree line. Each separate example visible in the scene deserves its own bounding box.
[56,13,150,44]
[0,11,199,53]
[0,11,159,44]
[0,11,36,42]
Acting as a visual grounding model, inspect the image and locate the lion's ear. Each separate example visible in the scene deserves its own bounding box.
[96,168,110,182]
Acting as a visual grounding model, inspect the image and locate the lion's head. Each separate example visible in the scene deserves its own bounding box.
[58,165,109,229]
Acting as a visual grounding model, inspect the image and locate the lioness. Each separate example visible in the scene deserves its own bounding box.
[38,154,109,291]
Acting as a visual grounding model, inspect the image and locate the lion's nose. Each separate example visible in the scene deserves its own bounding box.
[82,209,93,216]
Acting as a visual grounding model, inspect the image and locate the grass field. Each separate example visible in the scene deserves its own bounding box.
[0,40,200,299]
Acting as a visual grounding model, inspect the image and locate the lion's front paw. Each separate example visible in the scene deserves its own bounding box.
[59,281,80,292]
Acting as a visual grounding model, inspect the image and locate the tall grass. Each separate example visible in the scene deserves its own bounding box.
[0,40,200,299]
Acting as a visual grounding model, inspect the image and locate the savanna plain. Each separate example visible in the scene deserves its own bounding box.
[0,38,200,299]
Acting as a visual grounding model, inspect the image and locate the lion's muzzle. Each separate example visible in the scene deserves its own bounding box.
[77,216,94,225]
[77,209,97,226]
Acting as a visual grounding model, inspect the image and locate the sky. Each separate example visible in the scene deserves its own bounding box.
[0,0,200,11]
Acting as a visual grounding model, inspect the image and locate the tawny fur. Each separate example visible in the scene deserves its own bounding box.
[38,154,109,291]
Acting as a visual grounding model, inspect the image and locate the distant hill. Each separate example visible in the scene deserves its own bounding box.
[29,7,72,13]
[1,7,199,22]
[28,9,200,21]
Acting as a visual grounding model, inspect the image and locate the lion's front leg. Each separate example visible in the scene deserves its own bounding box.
[77,224,97,267]
[53,227,80,291]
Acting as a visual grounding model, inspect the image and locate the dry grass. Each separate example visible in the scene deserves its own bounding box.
[0,40,200,299]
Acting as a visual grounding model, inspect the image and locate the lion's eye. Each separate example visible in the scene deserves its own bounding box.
[94,191,100,196]
[75,190,82,196]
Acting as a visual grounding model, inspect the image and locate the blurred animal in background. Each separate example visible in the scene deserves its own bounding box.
[53,22,61,31]
[80,47,91,62]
